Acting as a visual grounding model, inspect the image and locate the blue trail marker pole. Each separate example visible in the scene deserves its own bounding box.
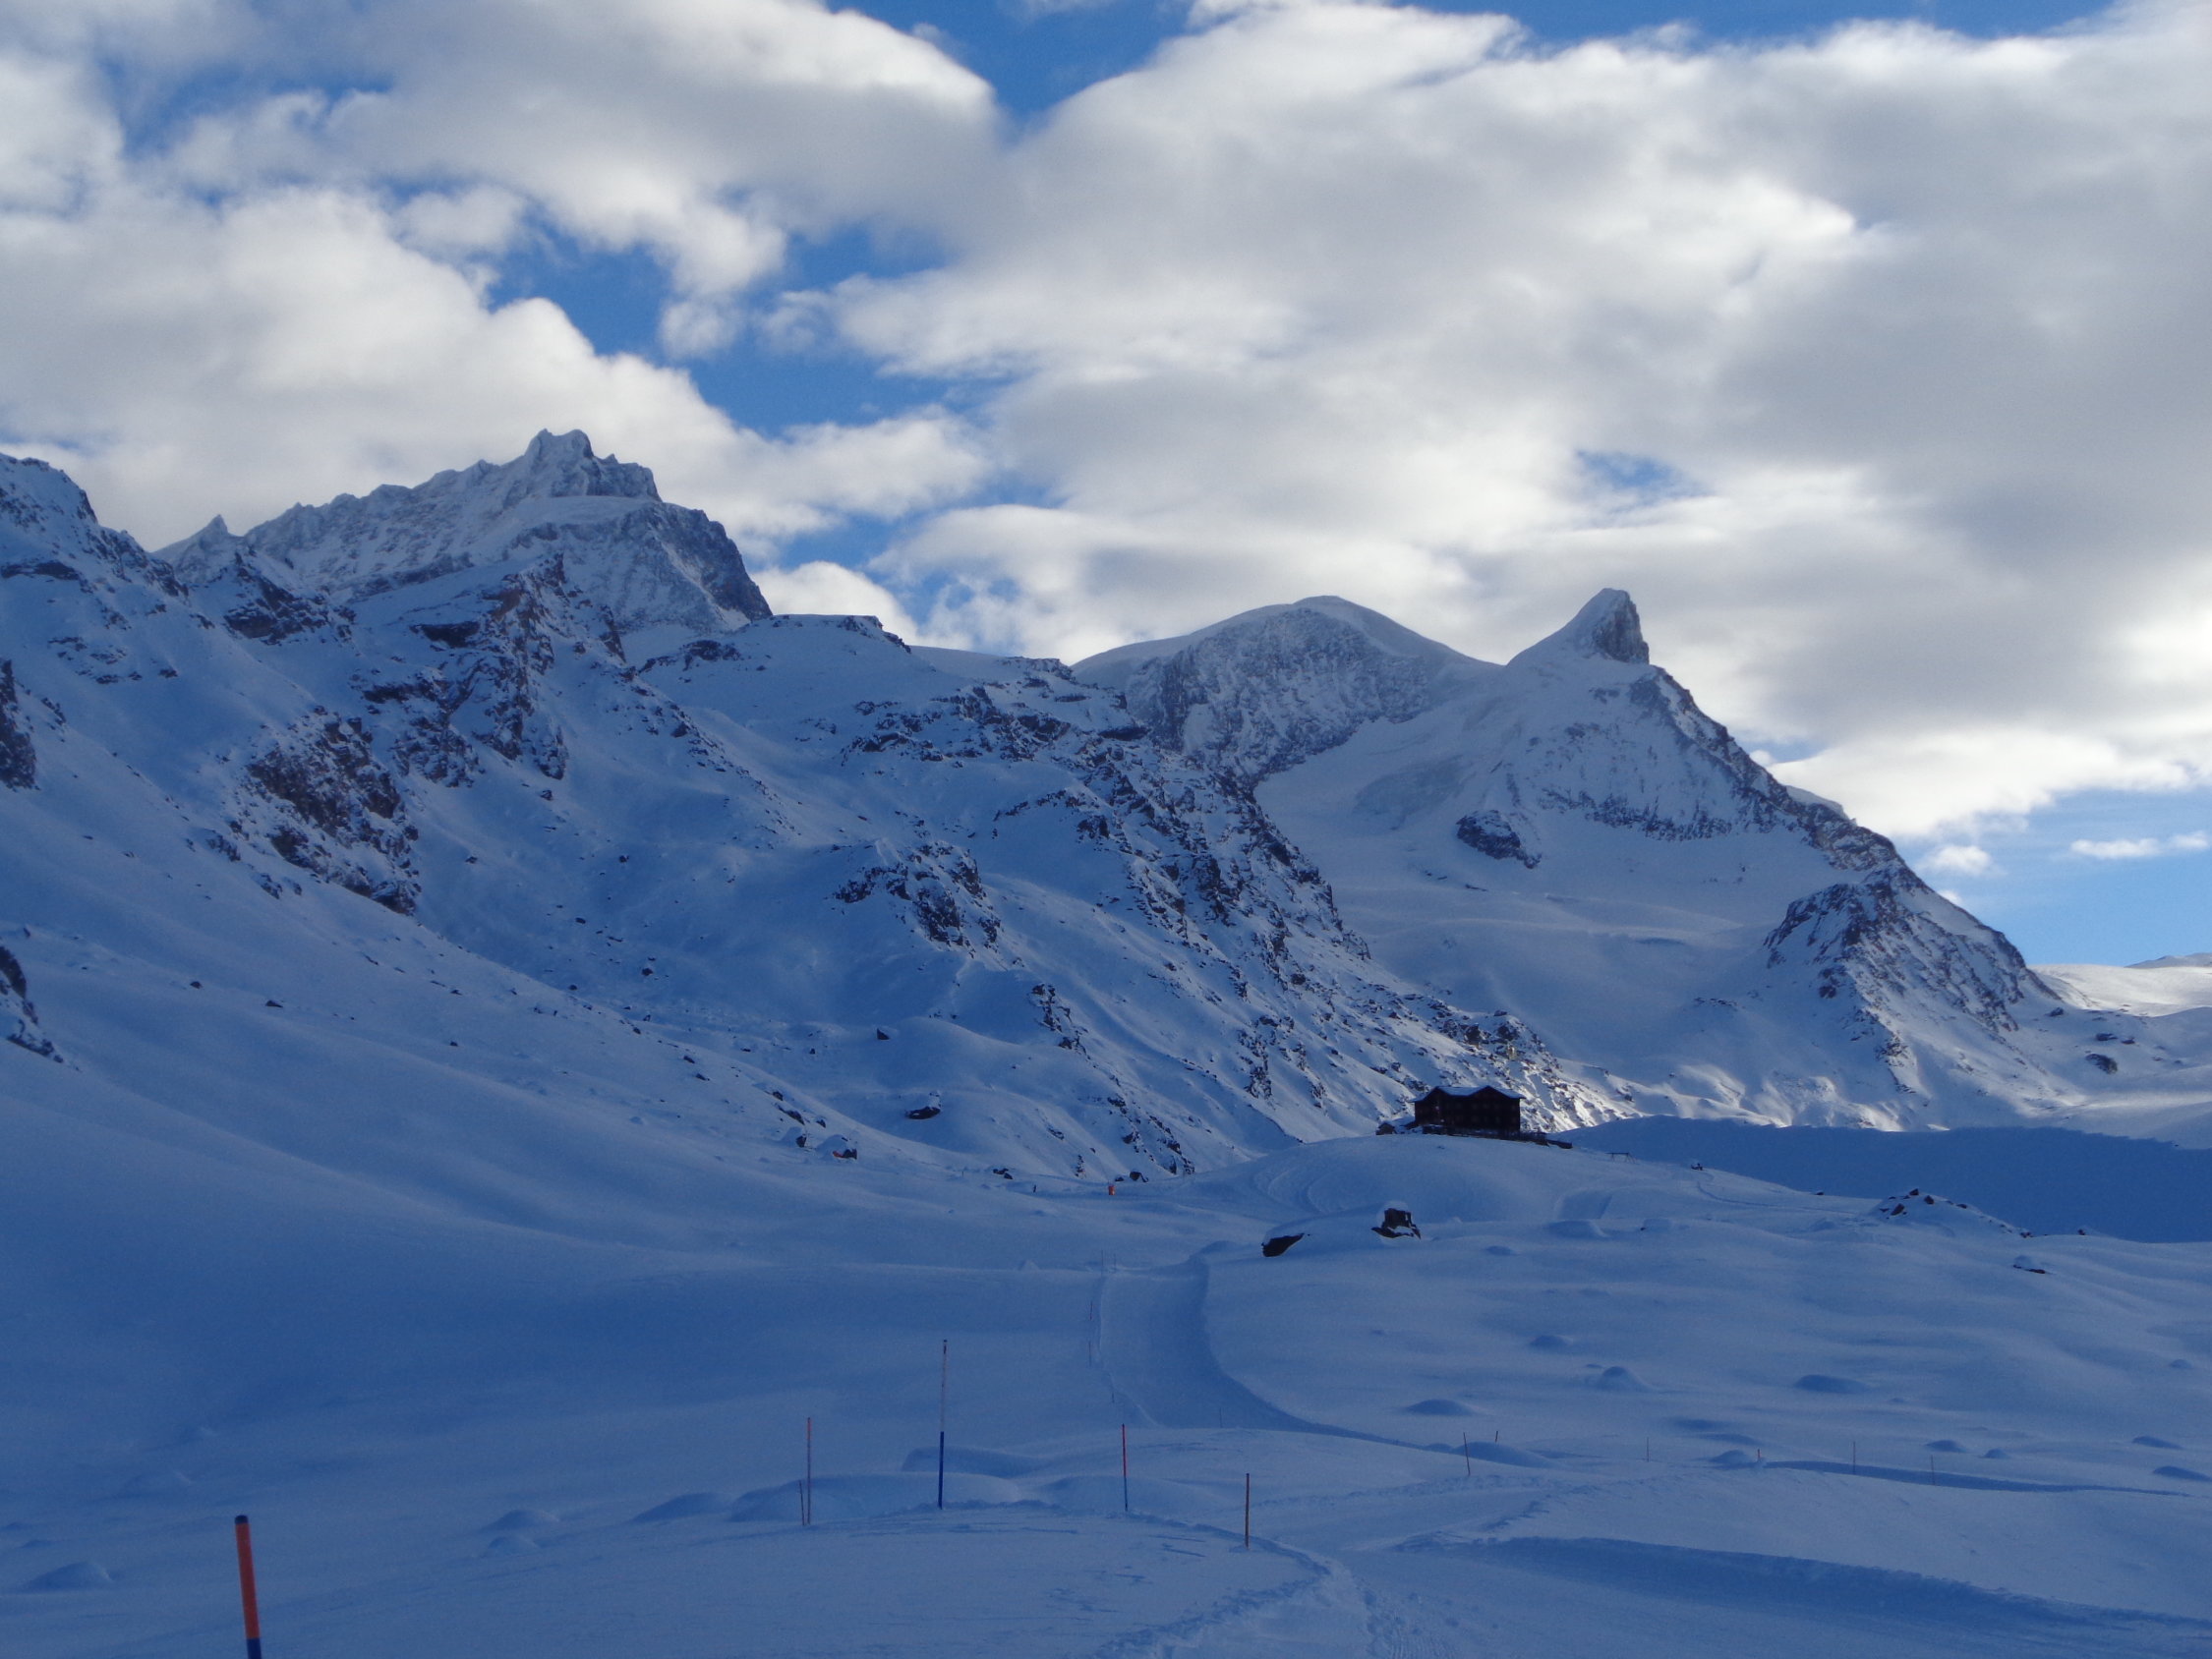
[937,1340,949,1510]
[233,1515,263,1659]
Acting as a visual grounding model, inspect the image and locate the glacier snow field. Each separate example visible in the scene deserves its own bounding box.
[3,1127,2209,1659]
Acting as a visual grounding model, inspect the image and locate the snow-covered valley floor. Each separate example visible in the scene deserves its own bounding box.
[6,1127,2209,1658]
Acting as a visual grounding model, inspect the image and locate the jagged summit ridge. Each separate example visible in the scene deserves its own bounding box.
[1508,588,1649,667]
[158,431,770,633]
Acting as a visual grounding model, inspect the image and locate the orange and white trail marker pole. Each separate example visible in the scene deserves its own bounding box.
[233,1515,263,1659]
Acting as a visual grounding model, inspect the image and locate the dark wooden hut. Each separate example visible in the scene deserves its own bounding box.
[1411,1085,1523,1137]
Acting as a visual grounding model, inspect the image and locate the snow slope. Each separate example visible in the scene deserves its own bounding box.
[1576,1117,2212,1240]
[2040,957,2212,1018]
[0,439,1616,1218]
[3,1114,2209,1659]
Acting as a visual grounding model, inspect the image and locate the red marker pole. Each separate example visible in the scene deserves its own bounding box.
[233,1515,263,1659]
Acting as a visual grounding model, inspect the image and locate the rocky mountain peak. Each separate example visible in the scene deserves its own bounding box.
[0,454,100,556]
[156,432,768,634]
[494,429,663,504]
[1509,588,1650,668]
[1076,596,1494,784]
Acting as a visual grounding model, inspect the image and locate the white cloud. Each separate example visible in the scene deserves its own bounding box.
[2068,832,2212,860]
[1923,843,1996,878]
[754,561,922,638]
[826,0,2212,836]
[6,0,2212,847]
[0,4,990,549]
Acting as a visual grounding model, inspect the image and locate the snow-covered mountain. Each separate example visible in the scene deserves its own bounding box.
[1079,589,2211,1129]
[2,432,2200,1194]
[11,434,2212,1659]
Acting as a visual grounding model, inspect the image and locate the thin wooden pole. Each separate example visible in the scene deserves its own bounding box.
[803,1416,814,1526]
[1121,1424,1131,1512]
[1243,1474,1251,1549]
[1462,1437,1472,1477]
[937,1340,949,1510]
[233,1515,262,1659]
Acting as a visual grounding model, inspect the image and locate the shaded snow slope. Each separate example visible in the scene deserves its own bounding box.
[1576,1118,2212,1241]
[3,1117,2209,1659]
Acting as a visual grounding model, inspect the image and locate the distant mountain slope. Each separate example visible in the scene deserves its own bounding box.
[1081,593,2200,1129]
[2038,957,2212,1018]
[0,439,1606,1205]
[4,433,2199,1205]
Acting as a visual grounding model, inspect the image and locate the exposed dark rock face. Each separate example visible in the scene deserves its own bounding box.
[0,944,55,1057]
[0,661,34,788]
[1455,810,1537,866]
[218,568,350,645]
[238,715,419,912]
[384,576,569,782]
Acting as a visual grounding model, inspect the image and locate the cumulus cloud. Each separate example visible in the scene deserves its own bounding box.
[1924,843,1997,878]
[829,0,2212,836]
[754,561,923,637]
[5,0,2212,844]
[0,0,990,548]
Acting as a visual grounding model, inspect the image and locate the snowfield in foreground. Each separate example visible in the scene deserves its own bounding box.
[3,1123,2207,1659]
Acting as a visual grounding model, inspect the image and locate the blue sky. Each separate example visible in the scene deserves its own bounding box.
[2,0,2207,964]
